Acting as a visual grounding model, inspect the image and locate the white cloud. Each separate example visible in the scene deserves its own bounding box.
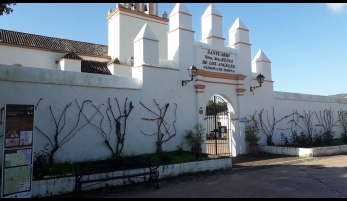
[326,3,347,14]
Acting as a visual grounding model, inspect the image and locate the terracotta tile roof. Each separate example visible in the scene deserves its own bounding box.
[107,58,121,66]
[81,60,112,75]
[0,29,109,57]
[61,52,83,60]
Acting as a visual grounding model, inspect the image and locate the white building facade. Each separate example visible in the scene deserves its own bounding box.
[0,3,346,164]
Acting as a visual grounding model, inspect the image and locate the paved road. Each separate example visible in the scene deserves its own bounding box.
[88,154,347,198]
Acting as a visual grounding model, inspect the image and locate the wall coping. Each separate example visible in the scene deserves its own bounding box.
[259,144,347,157]
[0,64,142,90]
[274,91,347,104]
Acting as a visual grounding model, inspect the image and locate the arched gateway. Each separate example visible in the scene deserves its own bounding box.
[205,94,233,156]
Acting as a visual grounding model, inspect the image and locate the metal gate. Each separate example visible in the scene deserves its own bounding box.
[205,95,232,156]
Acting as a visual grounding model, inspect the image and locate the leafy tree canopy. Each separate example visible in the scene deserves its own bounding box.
[0,3,16,16]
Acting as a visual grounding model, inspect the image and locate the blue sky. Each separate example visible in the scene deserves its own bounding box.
[1,3,346,96]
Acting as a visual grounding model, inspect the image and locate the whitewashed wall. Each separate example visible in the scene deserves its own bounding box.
[0,63,198,165]
[1,3,347,163]
[108,9,168,63]
[0,46,109,71]
[0,46,64,70]
[270,91,347,145]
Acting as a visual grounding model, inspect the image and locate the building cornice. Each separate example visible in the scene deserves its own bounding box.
[229,42,252,46]
[195,79,243,86]
[201,35,225,41]
[170,11,192,17]
[167,27,195,34]
[201,13,223,19]
[196,69,246,81]
[108,7,169,23]
[252,60,272,64]
[133,38,159,43]
[229,27,249,32]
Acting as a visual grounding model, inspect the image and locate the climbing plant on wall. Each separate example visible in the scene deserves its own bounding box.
[287,110,315,145]
[77,97,134,158]
[140,99,177,153]
[35,98,95,164]
[314,108,339,146]
[0,106,4,138]
[258,107,292,146]
[338,109,347,143]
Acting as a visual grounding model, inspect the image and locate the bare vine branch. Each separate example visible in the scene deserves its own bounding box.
[338,109,347,135]
[315,108,339,134]
[106,97,134,156]
[59,100,97,147]
[140,99,177,153]
[258,107,293,146]
[35,99,94,164]
[0,106,4,138]
[74,99,115,155]
[35,98,43,110]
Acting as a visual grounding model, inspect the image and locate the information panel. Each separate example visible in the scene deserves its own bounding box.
[1,104,34,198]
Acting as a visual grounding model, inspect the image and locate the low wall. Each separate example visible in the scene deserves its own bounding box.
[259,145,347,157]
[32,157,232,197]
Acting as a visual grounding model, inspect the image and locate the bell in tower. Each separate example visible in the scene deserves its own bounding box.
[110,3,167,64]
[116,3,157,16]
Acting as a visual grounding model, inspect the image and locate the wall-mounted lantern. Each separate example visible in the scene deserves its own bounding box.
[250,73,265,92]
[182,65,198,86]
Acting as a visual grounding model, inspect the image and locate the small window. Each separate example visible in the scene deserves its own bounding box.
[12,63,23,67]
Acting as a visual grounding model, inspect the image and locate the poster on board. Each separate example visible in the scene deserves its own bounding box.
[1,104,34,198]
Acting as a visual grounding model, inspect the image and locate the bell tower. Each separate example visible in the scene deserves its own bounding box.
[108,3,167,64]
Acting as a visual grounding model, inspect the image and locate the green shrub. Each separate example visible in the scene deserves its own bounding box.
[244,114,260,145]
[313,130,324,147]
[341,132,347,144]
[323,131,335,146]
[159,152,172,164]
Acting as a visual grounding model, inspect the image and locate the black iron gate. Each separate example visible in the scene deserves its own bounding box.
[205,95,231,156]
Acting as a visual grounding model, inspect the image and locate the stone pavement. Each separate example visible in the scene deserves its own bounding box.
[49,153,347,198]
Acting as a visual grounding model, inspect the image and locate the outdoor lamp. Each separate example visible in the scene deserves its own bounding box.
[182,65,198,86]
[250,73,265,92]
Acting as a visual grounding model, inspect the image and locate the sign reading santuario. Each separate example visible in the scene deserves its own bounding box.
[201,50,236,73]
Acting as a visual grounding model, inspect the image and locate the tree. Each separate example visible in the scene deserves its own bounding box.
[0,3,16,16]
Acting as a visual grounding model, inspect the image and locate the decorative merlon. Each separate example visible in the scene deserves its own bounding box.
[202,4,222,18]
[252,49,271,63]
[133,23,159,43]
[229,17,249,32]
[170,3,191,17]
